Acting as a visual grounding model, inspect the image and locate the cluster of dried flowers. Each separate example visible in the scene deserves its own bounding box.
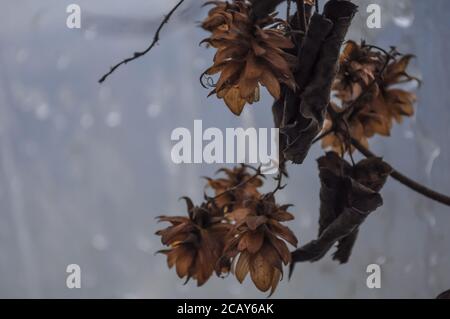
[96,0,450,298]
[154,0,428,296]
[156,165,297,295]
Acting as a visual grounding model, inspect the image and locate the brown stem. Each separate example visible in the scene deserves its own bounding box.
[265,171,286,199]
[286,0,292,22]
[98,0,185,83]
[351,138,450,207]
[315,0,320,13]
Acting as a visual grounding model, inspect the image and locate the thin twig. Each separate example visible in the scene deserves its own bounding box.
[296,0,307,32]
[98,0,185,83]
[265,171,286,199]
[286,0,292,23]
[342,119,356,165]
[312,128,332,144]
[312,105,340,144]
[351,138,450,207]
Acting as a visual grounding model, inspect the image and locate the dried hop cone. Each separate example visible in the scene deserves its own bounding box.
[333,41,384,104]
[201,0,297,115]
[323,41,419,153]
[206,165,264,210]
[156,197,230,286]
[218,194,298,295]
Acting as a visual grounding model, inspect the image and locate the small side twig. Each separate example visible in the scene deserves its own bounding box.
[296,0,307,32]
[265,171,287,199]
[98,0,185,83]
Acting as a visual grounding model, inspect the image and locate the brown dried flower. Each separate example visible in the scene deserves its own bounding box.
[323,41,418,153]
[201,0,296,115]
[218,193,297,295]
[206,165,264,210]
[156,198,230,286]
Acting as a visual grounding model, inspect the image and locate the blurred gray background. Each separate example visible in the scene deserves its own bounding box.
[0,0,449,298]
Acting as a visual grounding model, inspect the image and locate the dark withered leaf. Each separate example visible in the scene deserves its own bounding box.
[320,152,391,263]
[332,228,359,264]
[437,289,450,299]
[282,1,358,164]
[289,152,391,275]
[352,157,392,192]
[291,180,382,264]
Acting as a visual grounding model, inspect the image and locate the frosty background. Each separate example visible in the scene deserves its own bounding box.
[0,0,449,298]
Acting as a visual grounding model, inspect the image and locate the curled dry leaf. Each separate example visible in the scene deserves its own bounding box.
[201,0,296,115]
[290,152,391,273]
[218,193,297,296]
[277,0,358,164]
[436,289,450,299]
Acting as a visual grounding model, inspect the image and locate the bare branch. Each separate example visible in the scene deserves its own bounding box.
[98,0,185,84]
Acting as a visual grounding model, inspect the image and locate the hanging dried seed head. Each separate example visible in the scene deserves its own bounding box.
[323,42,419,154]
[156,197,230,286]
[206,165,264,211]
[333,41,384,103]
[201,0,297,115]
[219,193,297,295]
